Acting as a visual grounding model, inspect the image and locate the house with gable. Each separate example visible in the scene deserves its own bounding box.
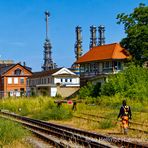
[0,63,32,97]
[27,67,80,97]
[75,43,130,86]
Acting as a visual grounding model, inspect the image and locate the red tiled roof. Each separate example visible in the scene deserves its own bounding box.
[0,63,32,76]
[75,43,130,64]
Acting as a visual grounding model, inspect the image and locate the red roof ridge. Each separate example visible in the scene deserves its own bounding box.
[95,42,119,48]
[111,43,119,59]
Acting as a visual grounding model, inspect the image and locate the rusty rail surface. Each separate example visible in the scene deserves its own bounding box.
[74,115,148,135]
[0,111,147,148]
[80,112,148,127]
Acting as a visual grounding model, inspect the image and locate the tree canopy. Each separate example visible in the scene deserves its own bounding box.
[117,3,148,65]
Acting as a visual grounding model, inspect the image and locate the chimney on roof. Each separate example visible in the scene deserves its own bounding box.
[23,61,26,67]
[90,25,97,49]
[75,26,83,60]
[98,25,105,46]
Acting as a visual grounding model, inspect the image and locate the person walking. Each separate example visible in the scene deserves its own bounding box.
[117,100,132,134]
[72,101,77,111]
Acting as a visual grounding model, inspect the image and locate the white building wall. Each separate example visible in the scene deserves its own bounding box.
[50,87,57,97]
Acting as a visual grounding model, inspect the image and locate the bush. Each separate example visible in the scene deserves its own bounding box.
[101,64,148,100]
[79,82,101,99]
[0,118,29,146]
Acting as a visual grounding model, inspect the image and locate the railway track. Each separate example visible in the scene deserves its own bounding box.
[80,112,148,127]
[0,111,147,148]
[76,113,148,134]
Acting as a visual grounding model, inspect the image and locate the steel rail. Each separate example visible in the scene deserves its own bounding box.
[76,114,148,134]
[0,111,111,148]
[0,115,68,148]
[1,111,147,148]
[80,113,148,127]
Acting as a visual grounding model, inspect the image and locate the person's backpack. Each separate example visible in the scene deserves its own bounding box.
[123,105,129,116]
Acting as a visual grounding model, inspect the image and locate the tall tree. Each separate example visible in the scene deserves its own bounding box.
[117,3,148,65]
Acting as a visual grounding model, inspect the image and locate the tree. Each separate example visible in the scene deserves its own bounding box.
[101,64,148,99]
[117,3,148,65]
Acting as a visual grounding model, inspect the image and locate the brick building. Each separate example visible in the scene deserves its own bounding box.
[0,63,32,97]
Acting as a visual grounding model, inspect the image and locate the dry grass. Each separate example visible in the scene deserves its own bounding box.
[52,103,148,142]
[2,140,33,148]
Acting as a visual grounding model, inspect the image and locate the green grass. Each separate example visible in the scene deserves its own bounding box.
[0,96,55,115]
[0,117,30,146]
[0,96,73,121]
[99,119,116,129]
[32,106,73,120]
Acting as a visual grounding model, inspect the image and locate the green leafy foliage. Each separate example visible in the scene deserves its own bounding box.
[101,64,148,99]
[79,82,101,99]
[117,3,148,64]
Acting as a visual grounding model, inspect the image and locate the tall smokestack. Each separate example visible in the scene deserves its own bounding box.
[98,25,105,46]
[90,25,97,49]
[75,26,83,60]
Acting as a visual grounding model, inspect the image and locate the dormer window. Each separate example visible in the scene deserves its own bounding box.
[14,68,21,75]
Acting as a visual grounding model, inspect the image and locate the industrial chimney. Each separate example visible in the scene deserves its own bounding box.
[98,25,105,46]
[90,25,97,49]
[75,26,83,60]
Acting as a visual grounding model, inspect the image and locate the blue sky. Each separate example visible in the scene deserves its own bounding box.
[0,0,147,71]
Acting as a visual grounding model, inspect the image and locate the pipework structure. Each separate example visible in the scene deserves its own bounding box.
[74,26,83,60]
[89,25,97,49]
[98,25,105,46]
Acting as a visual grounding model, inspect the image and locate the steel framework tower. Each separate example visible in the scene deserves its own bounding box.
[42,11,54,71]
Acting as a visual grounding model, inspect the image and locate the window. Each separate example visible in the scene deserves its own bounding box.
[118,62,121,69]
[44,78,46,84]
[70,79,72,82]
[65,79,68,82]
[2,78,4,84]
[48,78,50,83]
[103,61,112,69]
[8,77,12,84]
[114,61,122,70]
[14,78,18,84]
[20,78,24,84]
[61,79,63,82]
[14,68,21,75]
